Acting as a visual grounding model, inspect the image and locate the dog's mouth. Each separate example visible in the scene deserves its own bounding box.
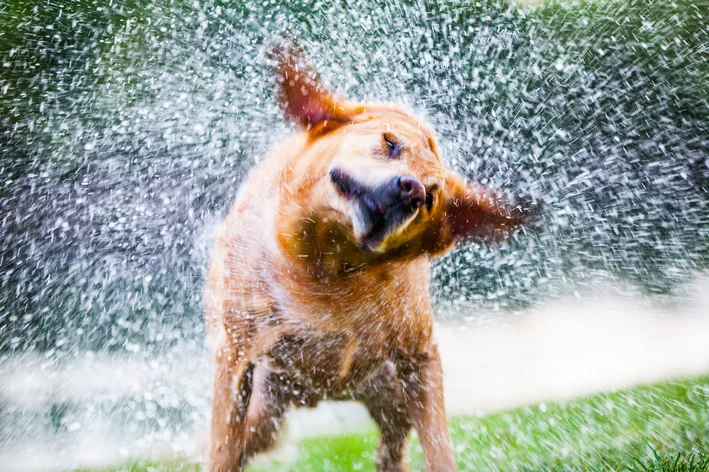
[330,168,424,251]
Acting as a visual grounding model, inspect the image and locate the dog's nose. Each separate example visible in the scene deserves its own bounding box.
[395,176,425,209]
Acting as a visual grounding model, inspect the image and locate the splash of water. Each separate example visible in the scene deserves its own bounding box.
[1,0,708,468]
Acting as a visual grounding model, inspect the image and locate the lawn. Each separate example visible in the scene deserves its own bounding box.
[79,374,709,471]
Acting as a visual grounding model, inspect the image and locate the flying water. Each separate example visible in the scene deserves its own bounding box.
[1,0,707,469]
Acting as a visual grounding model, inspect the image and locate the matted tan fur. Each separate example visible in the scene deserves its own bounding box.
[204,43,528,472]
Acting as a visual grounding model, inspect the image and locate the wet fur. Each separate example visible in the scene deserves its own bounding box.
[204,43,527,472]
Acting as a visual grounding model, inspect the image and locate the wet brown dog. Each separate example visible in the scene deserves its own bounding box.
[204,44,528,472]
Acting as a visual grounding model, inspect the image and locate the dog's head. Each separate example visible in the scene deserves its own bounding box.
[271,44,530,271]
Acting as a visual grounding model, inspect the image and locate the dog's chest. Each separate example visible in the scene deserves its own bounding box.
[264,329,387,395]
[255,258,434,394]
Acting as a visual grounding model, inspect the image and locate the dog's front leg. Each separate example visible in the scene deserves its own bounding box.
[209,341,254,472]
[400,345,456,472]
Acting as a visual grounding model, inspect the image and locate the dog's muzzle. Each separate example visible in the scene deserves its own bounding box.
[330,168,425,249]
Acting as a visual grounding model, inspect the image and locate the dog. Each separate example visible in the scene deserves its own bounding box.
[204,43,529,472]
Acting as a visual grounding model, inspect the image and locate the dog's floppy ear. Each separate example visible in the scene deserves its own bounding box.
[269,41,349,129]
[432,172,529,253]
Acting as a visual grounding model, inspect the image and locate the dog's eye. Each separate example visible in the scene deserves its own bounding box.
[383,134,402,159]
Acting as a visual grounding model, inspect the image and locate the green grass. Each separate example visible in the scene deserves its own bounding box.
[80,375,709,471]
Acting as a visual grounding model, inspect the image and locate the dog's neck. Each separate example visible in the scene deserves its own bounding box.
[277,210,441,280]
